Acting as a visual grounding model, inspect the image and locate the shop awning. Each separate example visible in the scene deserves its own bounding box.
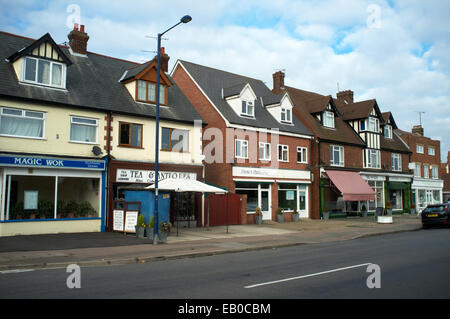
[325,170,375,201]
[146,179,228,194]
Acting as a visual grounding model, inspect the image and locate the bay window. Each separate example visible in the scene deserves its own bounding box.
[0,107,45,139]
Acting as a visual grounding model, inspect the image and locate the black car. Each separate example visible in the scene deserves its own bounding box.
[422,204,450,228]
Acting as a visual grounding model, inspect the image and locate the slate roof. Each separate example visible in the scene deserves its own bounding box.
[178,60,312,136]
[0,31,203,125]
[285,86,365,146]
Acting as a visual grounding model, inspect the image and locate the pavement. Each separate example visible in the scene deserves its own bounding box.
[0,214,423,272]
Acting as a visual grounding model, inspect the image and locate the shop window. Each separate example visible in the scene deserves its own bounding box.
[4,175,99,220]
[70,116,98,143]
[162,127,189,152]
[235,182,270,213]
[368,181,384,211]
[119,122,142,148]
[389,189,403,210]
[0,107,45,139]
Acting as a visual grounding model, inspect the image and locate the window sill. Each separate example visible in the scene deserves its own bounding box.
[0,134,46,141]
[69,140,99,145]
[161,149,190,154]
[118,145,144,150]
[19,81,67,91]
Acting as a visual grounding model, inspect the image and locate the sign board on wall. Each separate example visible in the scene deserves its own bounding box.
[116,169,197,184]
[0,155,105,171]
[232,166,310,180]
[113,210,124,232]
[113,210,139,233]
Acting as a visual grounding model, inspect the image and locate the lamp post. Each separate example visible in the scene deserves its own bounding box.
[153,15,192,245]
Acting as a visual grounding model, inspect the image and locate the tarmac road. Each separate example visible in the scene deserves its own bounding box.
[0,228,449,299]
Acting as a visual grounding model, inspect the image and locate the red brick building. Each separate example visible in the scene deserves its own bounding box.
[172,61,314,222]
[396,126,444,211]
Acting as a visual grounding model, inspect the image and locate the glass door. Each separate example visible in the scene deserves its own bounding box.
[260,185,271,220]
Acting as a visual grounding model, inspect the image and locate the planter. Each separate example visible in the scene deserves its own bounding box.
[255,215,263,225]
[410,208,416,215]
[158,230,168,243]
[361,211,368,218]
[377,216,393,224]
[276,214,284,223]
[135,226,145,239]
[322,212,329,220]
[145,227,154,240]
[292,214,299,222]
[386,209,392,216]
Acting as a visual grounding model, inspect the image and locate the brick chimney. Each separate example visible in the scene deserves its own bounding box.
[159,47,170,73]
[412,125,424,136]
[68,24,89,55]
[337,90,354,104]
[272,71,285,94]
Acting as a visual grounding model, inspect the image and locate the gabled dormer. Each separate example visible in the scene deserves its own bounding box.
[262,92,294,124]
[7,33,72,89]
[222,82,256,118]
[305,96,338,129]
[381,112,398,139]
[120,48,172,106]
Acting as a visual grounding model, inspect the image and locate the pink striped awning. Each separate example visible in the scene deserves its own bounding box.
[325,170,375,201]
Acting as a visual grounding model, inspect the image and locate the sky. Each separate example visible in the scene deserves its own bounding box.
[1,0,449,162]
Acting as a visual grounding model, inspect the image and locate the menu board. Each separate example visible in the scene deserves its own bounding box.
[113,210,124,232]
[124,211,138,233]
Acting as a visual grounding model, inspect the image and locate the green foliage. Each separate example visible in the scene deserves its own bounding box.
[38,199,54,218]
[137,214,146,227]
[160,222,171,232]
[277,208,283,215]
[79,201,95,216]
[66,200,79,217]
[148,216,154,228]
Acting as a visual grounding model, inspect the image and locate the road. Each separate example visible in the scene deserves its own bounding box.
[1,228,449,299]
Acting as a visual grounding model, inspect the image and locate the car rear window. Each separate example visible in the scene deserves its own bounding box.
[424,206,445,213]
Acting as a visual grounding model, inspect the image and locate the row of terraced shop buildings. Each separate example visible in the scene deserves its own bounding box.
[0,26,445,236]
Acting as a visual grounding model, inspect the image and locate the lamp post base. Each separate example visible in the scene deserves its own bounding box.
[153,234,159,245]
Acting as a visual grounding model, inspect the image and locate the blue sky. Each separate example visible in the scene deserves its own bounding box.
[0,0,449,162]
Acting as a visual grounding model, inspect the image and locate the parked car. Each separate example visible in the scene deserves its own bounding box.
[422,204,450,229]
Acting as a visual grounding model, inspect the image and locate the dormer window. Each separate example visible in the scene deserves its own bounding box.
[323,111,335,128]
[241,100,254,117]
[367,117,380,132]
[136,80,167,105]
[281,108,292,123]
[384,125,392,139]
[23,57,66,88]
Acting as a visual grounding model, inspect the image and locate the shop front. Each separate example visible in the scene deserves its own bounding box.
[107,160,204,232]
[232,166,311,220]
[0,153,106,236]
[412,178,443,213]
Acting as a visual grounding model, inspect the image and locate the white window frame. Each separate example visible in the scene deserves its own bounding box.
[414,163,421,177]
[258,142,271,161]
[367,117,379,133]
[431,166,438,179]
[330,145,344,167]
[297,147,308,164]
[278,144,289,162]
[241,100,254,117]
[235,139,248,159]
[365,149,381,169]
[392,153,401,171]
[416,144,424,154]
[428,147,435,156]
[281,108,292,123]
[323,111,335,128]
[0,107,45,139]
[22,56,66,89]
[423,164,429,179]
[70,116,99,144]
[384,125,392,139]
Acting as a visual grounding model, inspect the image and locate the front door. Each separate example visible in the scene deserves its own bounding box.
[261,188,271,220]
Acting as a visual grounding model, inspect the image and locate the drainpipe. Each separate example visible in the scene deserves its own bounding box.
[104,111,112,232]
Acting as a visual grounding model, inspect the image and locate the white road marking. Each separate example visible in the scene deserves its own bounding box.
[0,269,35,274]
[244,263,372,289]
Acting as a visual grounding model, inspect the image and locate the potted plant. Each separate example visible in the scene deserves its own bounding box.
[255,207,263,225]
[158,221,171,243]
[410,203,416,215]
[66,200,79,218]
[361,204,368,218]
[322,205,329,220]
[276,208,284,223]
[38,199,54,219]
[11,202,24,220]
[146,216,154,240]
[292,208,299,222]
[79,201,94,218]
[386,202,392,216]
[57,200,67,219]
[135,214,146,239]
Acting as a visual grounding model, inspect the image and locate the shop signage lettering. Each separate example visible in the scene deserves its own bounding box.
[116,169,197,183]
[0,155,105,170]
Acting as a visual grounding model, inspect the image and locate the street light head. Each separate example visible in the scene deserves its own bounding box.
[180,15,192,23]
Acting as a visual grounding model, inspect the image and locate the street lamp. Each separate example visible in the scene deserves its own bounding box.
[153,15,192,245]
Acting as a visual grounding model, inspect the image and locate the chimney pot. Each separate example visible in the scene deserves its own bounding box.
[337,90,354,104]
[74,23,79,31]
[412,125,424,136]
[68,24,89,55]
[80,25,85,33]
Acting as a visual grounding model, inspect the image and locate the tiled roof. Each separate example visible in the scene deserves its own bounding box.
[0,31,203,124]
